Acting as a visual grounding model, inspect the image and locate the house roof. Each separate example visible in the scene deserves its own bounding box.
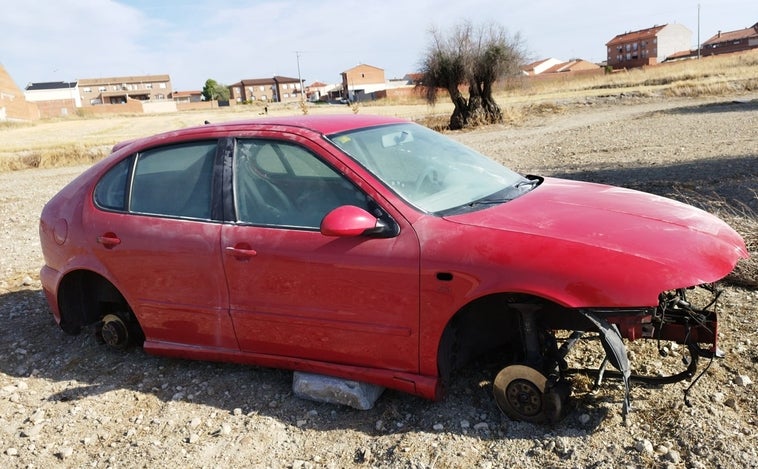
[521,58,557,72]
[25,81,77,91]
[703,22,758,45]
[403,73,424,83]
[606,25,667,46]
[665,49,697,60]
[543,59,600,73]
[273,76,300,83]
[172,90,202,97]
[238,76,301,87]
[342,64,384,74]
[78,74,170,85]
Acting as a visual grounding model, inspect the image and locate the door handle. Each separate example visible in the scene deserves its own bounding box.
[225,245,257,260]
[97,232,121,248]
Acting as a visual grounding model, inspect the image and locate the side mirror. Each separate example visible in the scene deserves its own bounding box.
[320,205,390,237]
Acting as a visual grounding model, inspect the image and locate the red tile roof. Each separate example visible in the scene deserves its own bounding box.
[703,22,758,45]
[607,25,667,46]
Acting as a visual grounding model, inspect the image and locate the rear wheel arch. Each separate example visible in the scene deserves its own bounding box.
[57,270,144,345]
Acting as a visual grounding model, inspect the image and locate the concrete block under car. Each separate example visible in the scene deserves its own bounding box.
[292,372,385,410]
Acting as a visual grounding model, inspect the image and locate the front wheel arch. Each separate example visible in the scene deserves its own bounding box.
[436,293,582,383]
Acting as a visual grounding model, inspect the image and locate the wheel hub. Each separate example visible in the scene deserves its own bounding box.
[494,364,565,423]
[100,314,129,349]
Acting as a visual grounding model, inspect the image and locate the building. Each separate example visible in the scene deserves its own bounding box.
[606,24,692,69]
[522,58,600,76]
[702,22,758,56]
[77,74,172,106]
[0,64,39,121]
[521,58,564,76]
[341,64,386,101]
[24,81,80,118]
[229,76,303,103]
[171,90,203,103]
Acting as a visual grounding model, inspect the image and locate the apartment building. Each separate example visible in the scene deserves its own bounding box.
[78,74,172,106]
[606,24,691,69]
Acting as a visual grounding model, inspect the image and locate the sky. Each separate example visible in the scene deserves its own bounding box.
[1,0,756,91]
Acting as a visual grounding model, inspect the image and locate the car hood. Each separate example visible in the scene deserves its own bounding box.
[444,177,748,283]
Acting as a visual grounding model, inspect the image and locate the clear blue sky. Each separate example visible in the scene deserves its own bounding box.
[1,0,755,90]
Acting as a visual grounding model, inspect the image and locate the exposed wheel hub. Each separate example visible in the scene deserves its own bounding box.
[506,379,542,417]
[100,313,130,350]
[494,364,569,423]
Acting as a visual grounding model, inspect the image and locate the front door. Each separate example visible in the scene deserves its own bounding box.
[221,137,420,372]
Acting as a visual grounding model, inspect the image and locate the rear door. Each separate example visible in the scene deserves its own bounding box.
[221,135,421,372]
[87,140,236,350]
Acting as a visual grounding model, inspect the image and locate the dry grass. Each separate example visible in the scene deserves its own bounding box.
[0,144,107,172]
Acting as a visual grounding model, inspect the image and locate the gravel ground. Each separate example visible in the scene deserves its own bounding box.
[0,95,756,468]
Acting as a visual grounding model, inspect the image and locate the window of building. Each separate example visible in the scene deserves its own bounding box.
[159,83,167,89]
[83,87,91,93]
[260,86,265,91]
[98,86,107,92]
[146,83,153,89]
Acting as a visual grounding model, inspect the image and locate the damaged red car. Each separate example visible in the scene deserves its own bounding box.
[39,115,748,422]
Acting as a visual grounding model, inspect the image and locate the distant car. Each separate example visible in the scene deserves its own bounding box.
[39,115,748,422]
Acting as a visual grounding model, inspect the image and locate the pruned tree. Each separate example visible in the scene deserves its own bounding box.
[202,79,230,102]
[420,21,525,130]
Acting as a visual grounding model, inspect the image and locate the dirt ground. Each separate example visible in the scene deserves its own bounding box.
[0,95,756,468]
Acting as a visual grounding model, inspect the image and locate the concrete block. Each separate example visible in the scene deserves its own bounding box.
[292,372,385,410]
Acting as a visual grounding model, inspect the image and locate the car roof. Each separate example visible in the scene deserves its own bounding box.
[111,114,410,153]
[205,114,410,135]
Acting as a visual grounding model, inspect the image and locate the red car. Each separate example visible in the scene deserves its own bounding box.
[39,115,748,422]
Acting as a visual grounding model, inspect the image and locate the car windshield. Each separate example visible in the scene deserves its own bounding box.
[327,123,530,213]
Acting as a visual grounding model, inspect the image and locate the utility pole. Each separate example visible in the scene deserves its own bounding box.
[295,51,305,104]
[697,3,701,59]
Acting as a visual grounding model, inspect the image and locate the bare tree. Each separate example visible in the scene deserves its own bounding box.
[420,21,525,130]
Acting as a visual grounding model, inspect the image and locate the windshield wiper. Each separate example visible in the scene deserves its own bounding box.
[468,176,543,207]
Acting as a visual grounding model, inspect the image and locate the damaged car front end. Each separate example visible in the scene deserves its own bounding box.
[429,177,748,424]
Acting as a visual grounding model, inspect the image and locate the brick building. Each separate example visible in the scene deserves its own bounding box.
[0,64,39,121]
[606,24,692,69]
[24,81,80,119]
[341,64,386,101]
[78,74,172,106]
[229,76,302,103]
[702,22,758,56]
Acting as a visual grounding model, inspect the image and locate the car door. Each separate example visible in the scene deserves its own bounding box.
[86,140,237,350]
[221,136,421,372]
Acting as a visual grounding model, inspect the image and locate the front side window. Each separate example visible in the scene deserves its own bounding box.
[129,141,217,219]
[234,139,369,228]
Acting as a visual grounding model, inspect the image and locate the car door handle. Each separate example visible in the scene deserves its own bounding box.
[225,246,258,259]
[97,233,121,248]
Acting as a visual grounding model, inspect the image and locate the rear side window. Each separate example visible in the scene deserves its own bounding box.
[130,141,217,219]
[94,156,132,210]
